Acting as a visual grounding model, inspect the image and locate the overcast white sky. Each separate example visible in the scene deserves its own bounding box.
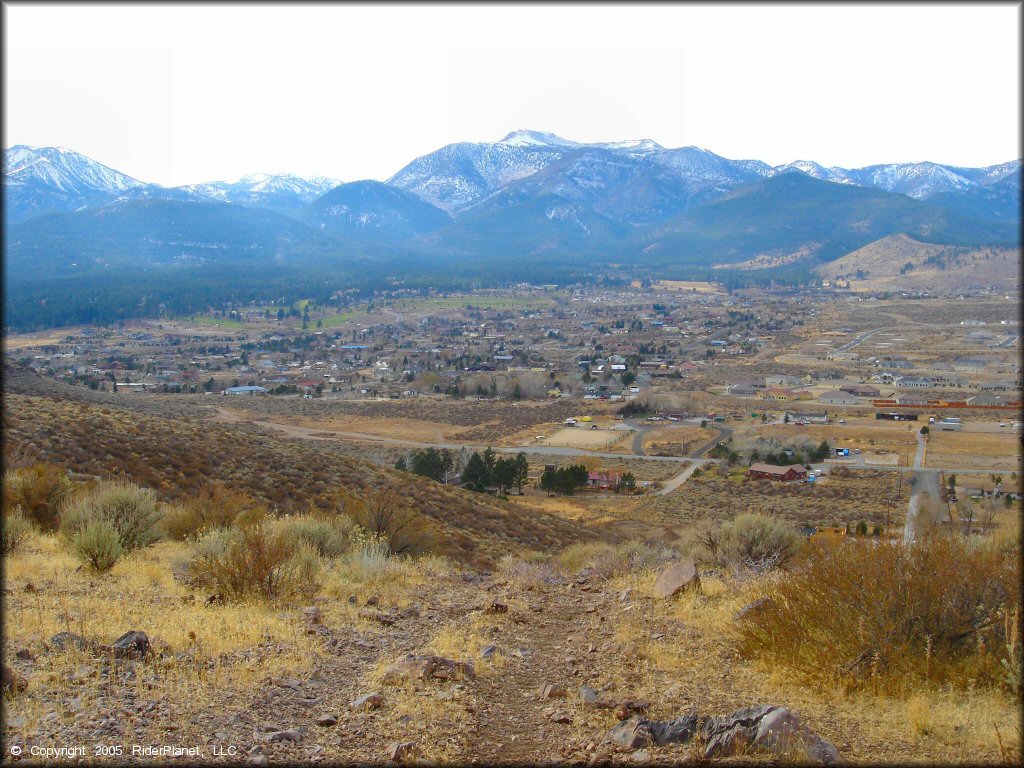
[4,3,1020,187]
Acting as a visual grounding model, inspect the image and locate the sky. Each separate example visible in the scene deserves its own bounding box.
[3,3,1020,187]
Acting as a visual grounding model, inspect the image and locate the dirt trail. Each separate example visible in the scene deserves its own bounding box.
[456,580,617,764]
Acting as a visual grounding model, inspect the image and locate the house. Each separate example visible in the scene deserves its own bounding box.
[224,385,268,395]
[840,384,880,397]
[818,390,858,405]
[587,471,622,490]
[747,463,808,482]
[966,393,1007,407]
[786,411,828,424]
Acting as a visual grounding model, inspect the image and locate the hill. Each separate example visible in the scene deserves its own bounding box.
[2,366,597,568]
[642,173,1020,270]
[818,234,1021,293]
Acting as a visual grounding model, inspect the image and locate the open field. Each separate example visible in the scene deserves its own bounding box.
[738,420,919,461]
[538,426,626,450]
[654,280,725,293]
[387,295,557,312]
[642,425,709,456]
[636,469,909,530]
[925,430,1022,471]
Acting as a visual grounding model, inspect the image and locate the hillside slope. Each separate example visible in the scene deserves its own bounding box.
[2,370,597,567]
[818,234,1020,293]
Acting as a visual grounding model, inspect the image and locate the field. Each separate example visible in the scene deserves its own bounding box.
[740,420,919,461]
[654,280,725,293]
[636,469,909,530]
[642,425,709,456]
[925,430,1022,470]
[539,426,627,450]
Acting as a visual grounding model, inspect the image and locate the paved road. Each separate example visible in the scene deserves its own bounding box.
[830,327,887,354]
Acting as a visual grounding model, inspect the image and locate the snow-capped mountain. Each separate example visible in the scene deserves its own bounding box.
[386,132,574,213]
[3,145,144,223]
[183,173,342,212]
[772,160,853,185]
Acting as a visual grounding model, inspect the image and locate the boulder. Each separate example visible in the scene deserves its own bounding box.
[381,655,474,685]
[651,560,700,599]
[386,741,419,763]
[111,631,151,659]
[702,705,842,765]
[48,631,99,654]
[606,716,654,749]
[315,714,338,727]
[264,729,302,743]
[540,683,567,699]
[349,692,384,711]
[649,715,698,746]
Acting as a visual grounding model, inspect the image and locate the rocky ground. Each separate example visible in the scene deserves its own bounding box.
[6,545,1018,767]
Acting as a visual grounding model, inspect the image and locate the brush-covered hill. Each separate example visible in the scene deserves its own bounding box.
[2,366,596,567]
[817,234,1021,293]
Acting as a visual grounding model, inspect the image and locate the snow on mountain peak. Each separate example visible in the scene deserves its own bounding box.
[498,130,580,148]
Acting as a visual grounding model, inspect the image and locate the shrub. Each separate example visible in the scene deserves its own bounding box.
[339,486,436,556]
[736,536,1021,693]
[183,483,265,533]
[2,463,72,531]
[70,520,124,572]
[700,513,801,573]
[184,523,323,601]
[557,540,674,580]
[61,480,162,559]
[278,515,353,558]
[1,512,32,554]
[159,503,204,541]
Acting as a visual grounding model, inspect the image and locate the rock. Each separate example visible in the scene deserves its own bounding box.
[15,649,33,661]
[48,631,97,654]
[619,588,633,603]
[702,705,841,765]
[550,710,574,724]
[248,757,268,767]
[588,749,612,766]
[264,729,302,743]
[2,665,26,694]
[486,602,509,614]
[349,692,384,711]
[301,606,323,624]
[365,596,379,607]
[358,609,397,626]
[606,716,654,749]
[580,685,599,705]
[205,593,224,606]
[510,647,531,658]
[111,631,151,659]
[480,645,498,659]
[651,560,700,599]
[649,715,698,746]
[314,714,338,727]
[386,741,419,762]
[348,595,357,603]
[381,655,474,685]
[540,683,567,699]
[735,597,776,621]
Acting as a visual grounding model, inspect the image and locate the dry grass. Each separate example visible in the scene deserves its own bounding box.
[604,561,1022,764]
[926,431,1021,470]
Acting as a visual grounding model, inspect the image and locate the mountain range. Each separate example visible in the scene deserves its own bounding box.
[3,132,1020,328]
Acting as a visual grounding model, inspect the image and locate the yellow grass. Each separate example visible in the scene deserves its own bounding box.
[926,430,1021,470]
[541,427,625,450]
